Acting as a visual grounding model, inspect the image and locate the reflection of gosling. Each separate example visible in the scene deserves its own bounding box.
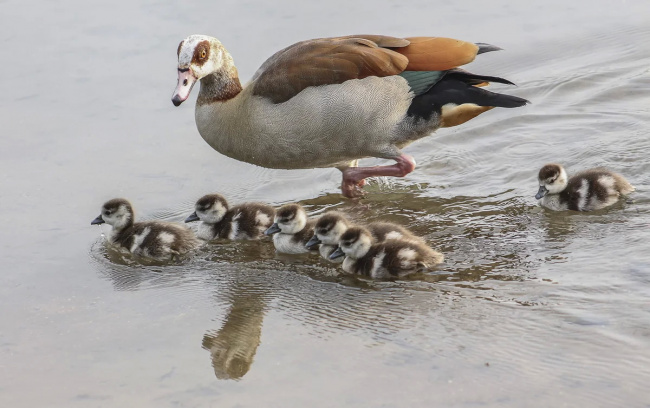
[185,193,275,240]
[536,164,635,211]
[201,299,265,380]
[330,226,443,279]
[91,198,199,260]
[306,211,424,262]
[264,204,317,254]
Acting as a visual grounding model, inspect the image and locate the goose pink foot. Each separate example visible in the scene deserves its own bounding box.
[340,154,416,198]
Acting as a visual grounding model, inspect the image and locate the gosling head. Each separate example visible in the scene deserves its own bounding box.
[91,198,134,231]
[172,35,237,106]
[536,163,568,199]
[264,204,307,235]
[185,194,229,224]
[329,226,374,261]
[306,211,352,249]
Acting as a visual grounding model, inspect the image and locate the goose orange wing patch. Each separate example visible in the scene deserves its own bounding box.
[396,37,480,71]
[252,36,409,104]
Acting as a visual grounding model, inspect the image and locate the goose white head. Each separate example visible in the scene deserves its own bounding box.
[91,198,134,231]
[331,226,374,260]
[265,204,307,235]
[185,194,228,224]
[172,35,235,106]
[536,163,568,199]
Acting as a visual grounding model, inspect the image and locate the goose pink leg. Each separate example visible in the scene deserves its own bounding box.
[340,154,416,198]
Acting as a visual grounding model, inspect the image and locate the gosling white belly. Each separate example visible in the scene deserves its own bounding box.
[272,234,311,254]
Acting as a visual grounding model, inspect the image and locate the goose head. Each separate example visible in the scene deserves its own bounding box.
[172,35,236,106]
[91,198,134,231]
[306,211,351,249]
[185,193,229,224]
[329,226,374,260]
[536,163,568,199]
[265,204,307,235]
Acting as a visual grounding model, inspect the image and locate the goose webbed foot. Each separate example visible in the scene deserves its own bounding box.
[339,154,416,198]
[341,178,367,198]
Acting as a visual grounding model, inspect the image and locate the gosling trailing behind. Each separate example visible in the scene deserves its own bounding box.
[536,163,634,211]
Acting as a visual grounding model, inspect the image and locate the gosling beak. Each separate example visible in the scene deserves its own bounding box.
[535,185,548,200]
[91,215,105,225]
[329,246,345,260]
[185,212,200,223]
[305,235,321,249]
[264,223,281,235]
[171,69,197,106]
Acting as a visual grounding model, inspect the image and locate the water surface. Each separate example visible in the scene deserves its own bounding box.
[1,0,650,407]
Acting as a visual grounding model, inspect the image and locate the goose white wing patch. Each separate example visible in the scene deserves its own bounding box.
[576,179,589,211]
[130,227,151,253]
[369,250,387,279]
[384,231,404,241]
[158,231,176,245]
[228,212,242,240]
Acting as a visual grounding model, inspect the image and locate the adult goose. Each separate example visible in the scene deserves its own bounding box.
[172,34,528,197]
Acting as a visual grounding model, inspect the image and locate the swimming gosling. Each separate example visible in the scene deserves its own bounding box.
[305,211,425,262]
[185,193,275,240]
[264,204,317,254]
[91,198,200,260]
[536,163,634,211]
[329,226,443,279]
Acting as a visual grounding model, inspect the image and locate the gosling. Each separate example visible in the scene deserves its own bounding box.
[91,198,200,260]
[329,226,444,279]
[264,203,317,254]
[185,193,275,240]
[536,163,634,211]
[305,211,424,262]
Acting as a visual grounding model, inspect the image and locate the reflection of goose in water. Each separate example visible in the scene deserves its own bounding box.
[202,283,267,380]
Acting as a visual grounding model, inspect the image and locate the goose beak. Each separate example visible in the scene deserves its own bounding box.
[305,235,321,249]
[535,185,548,200]
[91,215,105,225]
[172,69,197,106]
[329,246,345,260]
[264,223,281,235]
[185,212,200,223]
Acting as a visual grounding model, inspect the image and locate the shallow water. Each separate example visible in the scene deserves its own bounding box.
[1,0,650,406]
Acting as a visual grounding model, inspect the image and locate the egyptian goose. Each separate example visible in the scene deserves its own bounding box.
[263,203,317,254]
[328,226,444,279]
[535,164,634,211]
[172,34,528,197]
[185,193,275,240]
[91,198,200,260]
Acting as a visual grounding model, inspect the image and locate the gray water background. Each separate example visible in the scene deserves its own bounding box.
[1,0,650,406]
